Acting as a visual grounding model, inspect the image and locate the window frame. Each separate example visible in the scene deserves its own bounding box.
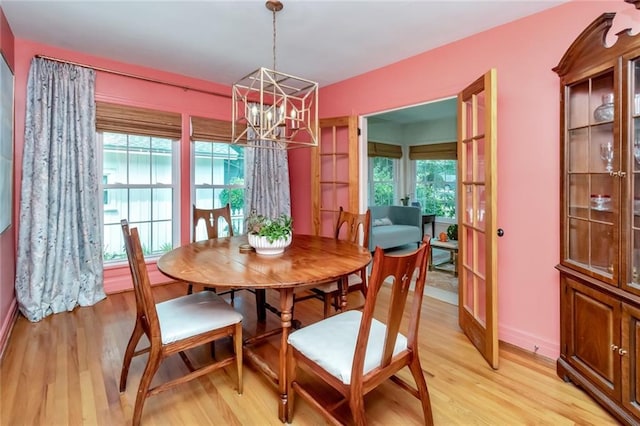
[412,158,457,221]
[98,131,181,264]
[191,139,246,238]
[368,156,400,206]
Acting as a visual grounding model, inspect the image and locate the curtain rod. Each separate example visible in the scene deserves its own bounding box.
[35,54,232,99]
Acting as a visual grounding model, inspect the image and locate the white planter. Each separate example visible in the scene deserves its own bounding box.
[247,234,292,256]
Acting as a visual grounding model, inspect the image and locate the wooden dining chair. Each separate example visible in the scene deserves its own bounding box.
[188,203,236,297]
[286,236,433,425]
[119,219,243,426]
[296,207,371,317]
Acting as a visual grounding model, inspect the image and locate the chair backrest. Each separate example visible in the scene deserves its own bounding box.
[351,235,430,384]
[193,204,234,242]
[121,219,161,345]
[334,206,371,249]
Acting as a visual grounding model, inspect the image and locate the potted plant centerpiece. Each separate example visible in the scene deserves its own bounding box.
[246,211,293,255]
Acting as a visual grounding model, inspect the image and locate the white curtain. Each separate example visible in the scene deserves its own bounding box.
[245,128,291,221]
[15,57,105,322]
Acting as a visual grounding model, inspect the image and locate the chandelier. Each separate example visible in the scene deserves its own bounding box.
[232,0,319,149]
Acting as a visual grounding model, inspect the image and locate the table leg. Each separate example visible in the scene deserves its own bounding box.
[429,245,434,271]
[453,251,459,277]
[278,288,294,422]
[255,289,267,322]
[338,275,348,312]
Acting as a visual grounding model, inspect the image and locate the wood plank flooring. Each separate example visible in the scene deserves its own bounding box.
[0,282,618,425]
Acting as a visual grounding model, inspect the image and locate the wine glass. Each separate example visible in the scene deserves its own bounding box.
[600,142,614,172]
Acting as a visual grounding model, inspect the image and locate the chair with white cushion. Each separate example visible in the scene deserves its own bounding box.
[286,236,433,425]
[119,219,243,426]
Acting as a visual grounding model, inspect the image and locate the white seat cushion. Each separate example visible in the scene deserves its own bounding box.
[156,291,243,344]
[287,310,407,385]
[314,273,363,294]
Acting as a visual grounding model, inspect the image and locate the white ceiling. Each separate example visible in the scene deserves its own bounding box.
[1,0,567,89]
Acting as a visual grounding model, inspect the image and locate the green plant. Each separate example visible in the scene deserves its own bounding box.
[219,177,245,210]
[246,211,293,243]
[446,224,458,241]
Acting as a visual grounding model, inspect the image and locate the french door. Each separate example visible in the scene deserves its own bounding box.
[458,69,500,369]
[311,116,359,236]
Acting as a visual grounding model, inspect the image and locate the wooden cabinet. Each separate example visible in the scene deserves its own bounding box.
[555,10,640,424]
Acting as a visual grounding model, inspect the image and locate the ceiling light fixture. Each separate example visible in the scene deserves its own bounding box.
[232,0,318,149]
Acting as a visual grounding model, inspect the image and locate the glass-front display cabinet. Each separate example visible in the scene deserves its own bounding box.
[558,16,640,296]
[555,9,640,425]
[564,71,618,283]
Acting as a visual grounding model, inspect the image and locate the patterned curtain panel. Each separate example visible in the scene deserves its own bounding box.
[15,57,105,322]
[245,129,291,224]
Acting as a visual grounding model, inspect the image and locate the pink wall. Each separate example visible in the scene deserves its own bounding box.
[0,7,15,356]
[288,0,633,359]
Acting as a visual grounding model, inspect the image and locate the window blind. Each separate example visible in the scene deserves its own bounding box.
[96,102,182,139]
[367,142,402,159]
[190,115,245,143]
[409,142,457,160]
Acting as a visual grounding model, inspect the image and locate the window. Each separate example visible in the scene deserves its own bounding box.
[368,156,398,206]
[100,132,179,262]
[193,141,245,240]
[414,159,457,218]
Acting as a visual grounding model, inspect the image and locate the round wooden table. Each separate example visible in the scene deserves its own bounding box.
[157,233,371,421]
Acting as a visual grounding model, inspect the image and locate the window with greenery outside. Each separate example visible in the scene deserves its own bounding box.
[414,159,456,218]
[370,156,396,206]
[194,141,245,236]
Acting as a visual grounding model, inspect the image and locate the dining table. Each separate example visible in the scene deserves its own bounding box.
[156,233,371,421]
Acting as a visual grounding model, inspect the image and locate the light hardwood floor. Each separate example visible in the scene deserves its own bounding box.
[1,283,618,425]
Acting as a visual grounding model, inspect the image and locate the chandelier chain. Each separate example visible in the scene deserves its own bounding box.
[272,7,277,71]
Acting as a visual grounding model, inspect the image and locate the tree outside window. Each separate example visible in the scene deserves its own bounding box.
[369,157,397,206]
[415,159,456,218]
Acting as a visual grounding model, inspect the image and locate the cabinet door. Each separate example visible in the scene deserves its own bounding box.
[622,303,640,417]
[564,276,621,401]
[623,54,640,296]
[562,70,618,285]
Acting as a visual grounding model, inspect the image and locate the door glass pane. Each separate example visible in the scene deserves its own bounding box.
[477,137,485,183]
[477,186,486,231]
[476,92,486,136]
[465,141,473,181]
[591,222,613,275]
[568,128,588,173]
[463,268,474,312]
[633,229,640,285]
[463,184,473,226]
[477,231,486,277]
[592,124,615,173]
[569,174,589,218]
[477,276,486,325]
[568,218,589,264]
[568,81,589,129]
[591,73,614,125]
